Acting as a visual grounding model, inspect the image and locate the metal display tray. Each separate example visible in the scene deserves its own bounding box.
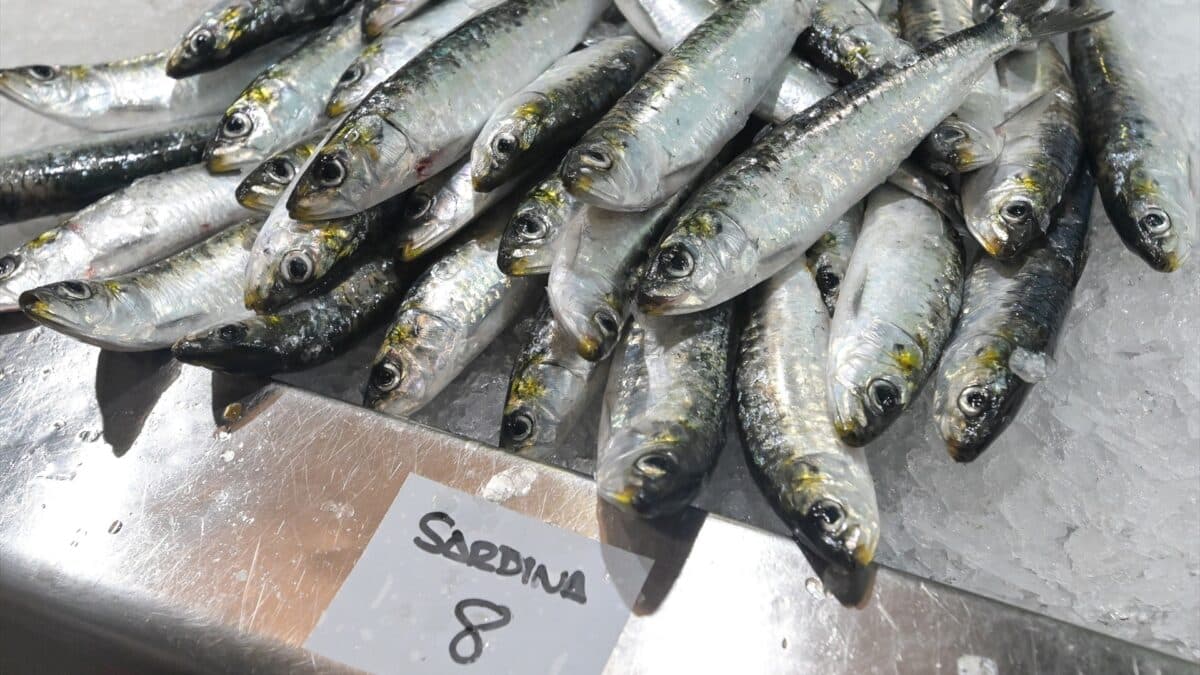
[0,322,1193,674]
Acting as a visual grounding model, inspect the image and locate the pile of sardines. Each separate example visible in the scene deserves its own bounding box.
[0,0,1191,576]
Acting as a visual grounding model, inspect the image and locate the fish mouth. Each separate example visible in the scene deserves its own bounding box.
[636,285,702,316]
[205,145,257,174]
[398,240,426,262]
[576,335,601,361]
[791,520,874,571]
[325,97,351,118]
[243,286,271,313]
[165,49,202,79]
[235,187,279,213]
[18,284,97,342]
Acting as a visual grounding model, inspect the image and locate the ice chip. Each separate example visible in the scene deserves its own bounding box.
[1009,346,1053,383]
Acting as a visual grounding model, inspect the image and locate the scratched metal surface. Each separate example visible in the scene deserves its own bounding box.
[0,324,1192,674]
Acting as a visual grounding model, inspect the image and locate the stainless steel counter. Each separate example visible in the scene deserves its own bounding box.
[0,321,1193,673]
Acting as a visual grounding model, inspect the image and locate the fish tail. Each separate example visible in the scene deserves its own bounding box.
[998,0,1112,44]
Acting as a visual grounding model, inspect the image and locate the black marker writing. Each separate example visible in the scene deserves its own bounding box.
[448,599,512,665]
[414,511,588,605]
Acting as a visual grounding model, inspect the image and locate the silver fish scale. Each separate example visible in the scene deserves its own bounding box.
[327,0,504,116]
[501,303,602,458]
[0,164,249,312]
[962,43,1081,258]
[828,185,963,444]
[652,17,1017,310]
[597,304,732,513]
[371,212,540,416]
[736,260,879,566]
[566,0,806,209]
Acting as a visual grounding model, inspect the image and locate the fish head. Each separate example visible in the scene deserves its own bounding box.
[172,319,288,375]
[934,334,1023,462]
[0,244,50,312]
[497,187,569,275]
[918,116,1002,174]
[560,127,662,209]
[236,155,300,212]
[1112,159,1193,272]
[500,360,586,456]
[326,50,386,117]
[597,429,708,518]
[19,280,125,342]
[963,167,1054,258]
[827,321,923,446]
[206,100,275,173]
[363,0,408,38]
[245,217,361,313]
[364,309,458,416]
[470,93,548,192]
[398,181,459,260]
[0,64,84,114]
[637,208,751,315]
[783,452,881,570]
[166,4,249,77]
[548,265,624,362]
[289,114,396,220]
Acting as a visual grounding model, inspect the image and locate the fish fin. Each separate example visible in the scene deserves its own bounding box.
[999,0,1112,44]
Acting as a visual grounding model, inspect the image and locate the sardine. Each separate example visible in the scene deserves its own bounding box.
[597,304,732,517]
[614,0,834,123]
[496,171,585,276]
[827,185,964,446]
[0,121,212,225]
[899,0,1006,173]
[1070,0,1193,271]
[288,0,609,220]
[636,0,1107,314]
[174,254,406,374]
[235,128,328,212]
[0,164,250,312]
[961,43,1081,258]
[736,259,880,570]
[804,203,864,315]
[364,206,541,416]
[799,0,1002,173]
[166,0,357,78]
[363,0,436,37]
[933,167,1092,461]
[327,0,505,117]
[20,219,261,351]
[397,157,528,260]
[0,43,292,132]
[560,0,808,211]
[243,192,400,313]
[472,36,654,192]
[500,302,606,459]
[206,8,364,173]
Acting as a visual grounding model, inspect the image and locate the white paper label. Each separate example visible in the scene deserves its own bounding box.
[305,474,653,674]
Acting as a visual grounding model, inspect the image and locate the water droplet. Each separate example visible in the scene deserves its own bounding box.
[108,520,123,535]
[77,429,101,443]
[221,450,236,463]
[804,577,824,598]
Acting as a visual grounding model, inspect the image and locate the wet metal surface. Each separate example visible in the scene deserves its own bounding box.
[0,323,1193,673]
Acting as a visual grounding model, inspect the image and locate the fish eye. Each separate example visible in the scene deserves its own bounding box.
[578,147,612,171]
[221,111,252,139]
[369,361,402,392]
[189,28,215,55]
[405,192,433,220]
[280,250,314,284]
[592,308,621,338]
[492,132,518,157]
[867,377,901,413]
[958,385,990,418]
[315,155,347,188]
[1000,198,1032,223]
[217,323,248,343]
[265,157,295,184]
[656,244,695,279]
[512,213,547,241]
[338,64,364,85]
[0,254,20,279]
[936,125,966,145]
[56,281,92,300]
[503,411,535,442]
[1139,210,1171,236]
[809,500,845,531]
[634,452,676,479]
[815,267,840,294]
[25,65,57,81]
